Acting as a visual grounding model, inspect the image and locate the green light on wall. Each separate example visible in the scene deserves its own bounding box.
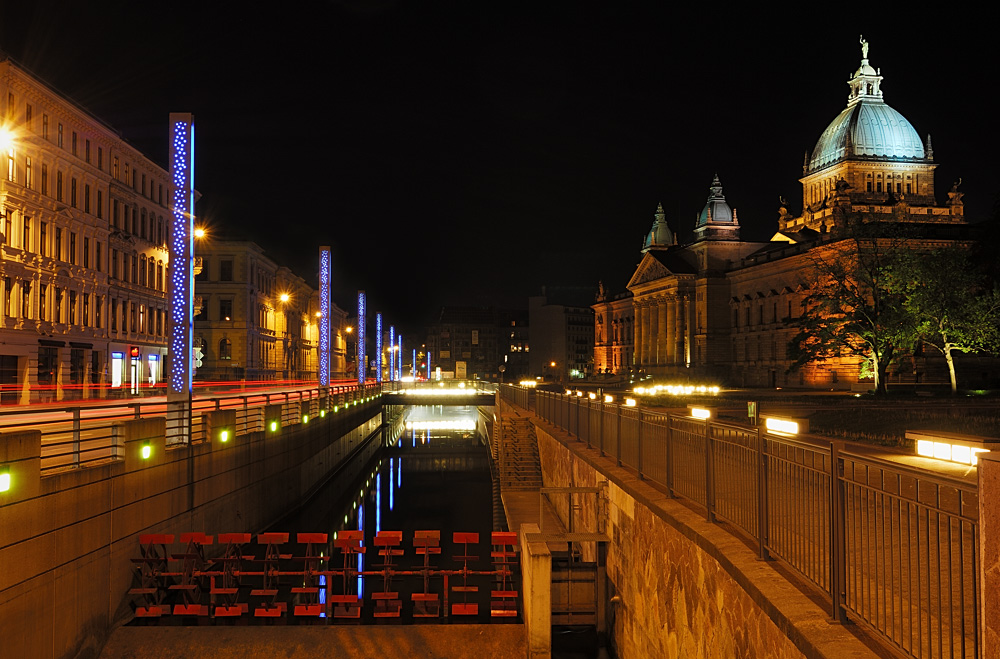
[220,430,230,442]
[0,466,11,493]
[320,410,326,418]
[270,421,278,432]
[303,415,309,424]
[141,443,152,460]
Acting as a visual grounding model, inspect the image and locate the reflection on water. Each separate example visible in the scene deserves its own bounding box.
[277,404,504,622]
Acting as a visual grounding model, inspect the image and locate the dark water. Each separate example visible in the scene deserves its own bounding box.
[275,404,511,624]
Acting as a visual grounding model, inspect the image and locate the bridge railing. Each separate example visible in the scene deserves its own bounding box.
[0,383,383,476]
[506,385,980,659]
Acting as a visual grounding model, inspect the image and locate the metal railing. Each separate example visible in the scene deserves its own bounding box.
[0,383,383,475]
[514,386,980,659]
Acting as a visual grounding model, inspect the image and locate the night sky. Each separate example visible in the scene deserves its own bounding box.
[2,3,998,337]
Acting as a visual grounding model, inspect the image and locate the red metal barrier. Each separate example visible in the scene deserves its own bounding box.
[129,530,519,623]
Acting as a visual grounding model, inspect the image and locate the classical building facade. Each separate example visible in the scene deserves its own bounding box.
[596,43,978,390]
[194,240,348,382]
[1,55,171,403]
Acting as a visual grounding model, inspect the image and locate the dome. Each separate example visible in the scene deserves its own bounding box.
[807,42,927,173]
[808,101,925,172]
[696,175,735,228]
[642,202,675,251]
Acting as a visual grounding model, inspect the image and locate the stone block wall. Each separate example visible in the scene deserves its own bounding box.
[0,402,383,659]
[533,422,878,659]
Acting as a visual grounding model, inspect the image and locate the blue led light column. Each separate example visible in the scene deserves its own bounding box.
[396,335,402,381]
[412,348,416,379]
[389,326,395,383]
[167,112,195,445]
[375,313,383,384]
[319,246,331,388]
[357,291,366,387]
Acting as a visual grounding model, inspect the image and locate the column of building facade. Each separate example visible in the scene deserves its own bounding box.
[656,297,668,366]
[648,298,660,366]
[674,295,684,364]
[665,295,676,364]
[632,302,644,368]
[641,302,653,366]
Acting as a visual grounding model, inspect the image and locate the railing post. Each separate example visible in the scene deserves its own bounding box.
[615,402,622,467]
[72,408,81,467]
[704,418,715,522]
[636,404,644,480]
[756,426,769,559]
[592,399,599,451]
[665,414,674,497]
[830,441,847,623]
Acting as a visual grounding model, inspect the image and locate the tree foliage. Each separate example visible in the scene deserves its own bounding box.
[887,245,1000,393]
[787,216,915,395]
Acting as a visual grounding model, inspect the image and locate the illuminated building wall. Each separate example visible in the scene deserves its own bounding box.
[0,57,172,403]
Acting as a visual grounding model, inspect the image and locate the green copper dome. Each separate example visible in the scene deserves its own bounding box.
[807,40,927,174]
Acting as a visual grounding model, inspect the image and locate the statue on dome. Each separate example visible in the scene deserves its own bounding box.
[860,35,869,59]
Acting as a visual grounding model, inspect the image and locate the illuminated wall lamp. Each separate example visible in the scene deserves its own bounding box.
[141,442,152,460]
[0,466,11,493]
[269,421,279,433]
[764,417,800,435]
[219,430,230,443]
[303,414,309,424]
[689,406,712,420]
[624,398,637,407]
[908,431,993,466]
[604,394,613,403]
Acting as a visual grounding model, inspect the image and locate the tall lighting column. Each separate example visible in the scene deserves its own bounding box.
[389,326,395,383]
[357,291,366,387]
[167,112,195,445]
[375,313,383,383]
[319,247,331,388]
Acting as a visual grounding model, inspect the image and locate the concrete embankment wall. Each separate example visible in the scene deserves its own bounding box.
[533,422,878,659]
[0,402,384,659]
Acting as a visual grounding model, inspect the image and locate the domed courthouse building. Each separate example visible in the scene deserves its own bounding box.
[593,42,977,389]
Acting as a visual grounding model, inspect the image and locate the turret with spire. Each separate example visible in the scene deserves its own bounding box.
[641,202,676,252]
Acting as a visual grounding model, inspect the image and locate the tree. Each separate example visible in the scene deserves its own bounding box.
[888,246,1000,393]
[788,216,915,395]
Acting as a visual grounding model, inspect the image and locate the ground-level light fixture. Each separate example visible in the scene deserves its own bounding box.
[908,430,993,466]
[689,406,712,420]
[764,416,802,435]
[624,398,637,407]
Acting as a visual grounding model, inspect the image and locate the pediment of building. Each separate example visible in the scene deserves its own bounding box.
[627,253,674,289]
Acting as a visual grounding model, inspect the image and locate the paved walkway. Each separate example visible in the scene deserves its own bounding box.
[100,624,526,659]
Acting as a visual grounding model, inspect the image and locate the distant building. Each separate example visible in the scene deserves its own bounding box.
[529,290,594,383]
[598,43,985,389]
[424,306,527,381]
[1,55,171,402]
[194,240,347,382]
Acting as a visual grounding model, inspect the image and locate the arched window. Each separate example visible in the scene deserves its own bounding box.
[219,338,232,360]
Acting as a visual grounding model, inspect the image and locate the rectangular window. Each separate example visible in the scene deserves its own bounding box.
[6,147,13,182]
[113,157,119,180]
[139,305,145,333]
[219,299,233,321]
[96,242,102,272]
[56,170,63,201]
[906,183,912,194]
[72,131,77,156]
[83,293,90,327]
[196,257,209,282]
[69,232,76,265]
[111,299,117,331]
[85,139,91,163]
[22,281,31,319]
[220,259,234,282]
[55,228,62,261]
[131,254,137,282]
[158,184,163,205]
[95,298,102,328]
[111,248,118,279]
[54,288,62,323]
[25,156,31,189]
[42,114,48,139]
[58,123,63,148]
[69,291,77,324]
[130,303,136,333]
[3,277,11,317]
[39,284,47,321]
[71,178,77,207]
[83,237,90,268]
[41,164,47,195]
[25,104,31,129]
[40,222,47,257]
[22,217,30,251]
[97,189,103,218]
